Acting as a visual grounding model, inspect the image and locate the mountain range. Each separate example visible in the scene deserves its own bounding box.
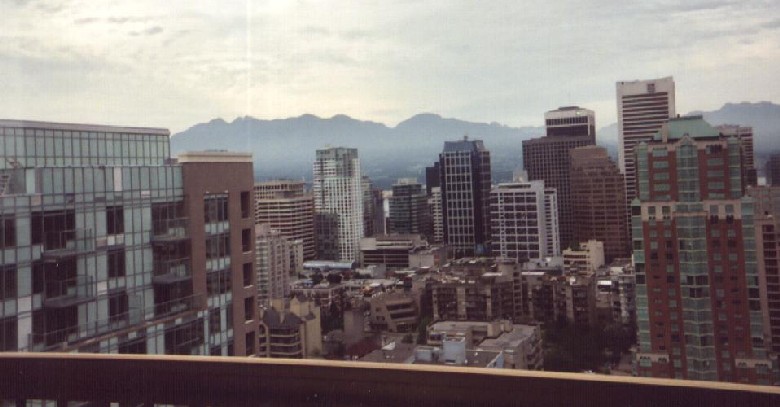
[171,102,780,188]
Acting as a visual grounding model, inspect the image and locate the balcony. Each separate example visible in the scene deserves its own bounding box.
[0,353,778,406]
[151,218,189,244]
[42,275,96,308]
[152,258,192,285]
[41,229,95,260]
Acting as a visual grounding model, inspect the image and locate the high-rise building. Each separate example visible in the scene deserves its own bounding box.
[490,178,559,262]
[632,116,774,383]
[569,146,630,262]
[254,180,315,260]
[0,120,257,356]
[617,76,676,204]
[522,106,596,247]
[361,176,376,238]
[748,186,780,354]
[178,151,259,357]
[429,187,444,244]
[312,147,364,262]
[388,178,431,239]
[438,137,492,257]
[254,224,291,308]
[767,154,780,187]
[717,125,757,187]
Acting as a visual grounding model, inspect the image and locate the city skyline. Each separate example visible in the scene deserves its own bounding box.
[2,1,779,133]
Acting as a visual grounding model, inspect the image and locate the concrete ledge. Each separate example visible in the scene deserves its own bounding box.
[1,353,778,406]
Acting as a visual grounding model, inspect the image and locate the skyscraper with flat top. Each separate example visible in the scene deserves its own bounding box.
[617,76,676,204]
[438,136,491,258]
[522,106,595,247]
[312,147,364,262]
[569,145,629,263]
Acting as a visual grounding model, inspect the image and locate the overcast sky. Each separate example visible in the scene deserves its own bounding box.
[2,0,779,133]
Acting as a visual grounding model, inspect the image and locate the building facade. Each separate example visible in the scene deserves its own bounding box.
[254,224,291,308]
[312,147,364,262]
[490,178,559,263]
[438,137,492,258]
[388,179,431,239]
[748,186,780,354]
[0,120,256,357]
[253,180,315,261]
[632,116,774,383]
[522,106,596,247]
[616,76,676,205]
[569,146,630,262]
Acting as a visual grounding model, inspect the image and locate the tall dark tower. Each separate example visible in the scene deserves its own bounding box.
[438,136,491,258]
[522,106,596,248]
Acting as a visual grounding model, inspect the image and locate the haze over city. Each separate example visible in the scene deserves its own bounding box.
[2,0,779,132]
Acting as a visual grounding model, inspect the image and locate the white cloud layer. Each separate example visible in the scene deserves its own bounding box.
[1,0,778,132]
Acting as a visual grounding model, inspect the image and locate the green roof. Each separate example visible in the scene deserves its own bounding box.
[653,115,720,141]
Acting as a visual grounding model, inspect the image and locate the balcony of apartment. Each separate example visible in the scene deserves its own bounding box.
[0,353,778,406]
[40,229,95,260]
[150,218,190,244]
[42,275,95,309]
[152,258,192,285]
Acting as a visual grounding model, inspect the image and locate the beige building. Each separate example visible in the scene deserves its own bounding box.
[258,297,322,359]
[255,224,292,307]
[563,240,604,273]
[368,292,419,333]
[254,180,316,260]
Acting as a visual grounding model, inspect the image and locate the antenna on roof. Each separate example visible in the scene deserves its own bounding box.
[463,133,469,141]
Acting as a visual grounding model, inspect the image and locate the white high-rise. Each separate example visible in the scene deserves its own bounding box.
[617,76,676,204]
[312,147,364,262]
[490,177,559,262]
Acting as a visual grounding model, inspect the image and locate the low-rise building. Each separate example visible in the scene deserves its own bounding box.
[368,292,419,333]
[360,234,428,270]
[289,281,346,311]
[563,240,605,273]
[258,297,322,359]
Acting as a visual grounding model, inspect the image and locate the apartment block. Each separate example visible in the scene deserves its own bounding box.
[490,177,559,263]
[253,180,315,260]
[632,116,774,383]
[313,147,364,262]
[0,120,256,357]
[254,224,291,308]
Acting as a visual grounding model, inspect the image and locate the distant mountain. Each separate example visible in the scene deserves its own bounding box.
[172,113,544,187]
[689,101,780,154]
[171,102,779,188]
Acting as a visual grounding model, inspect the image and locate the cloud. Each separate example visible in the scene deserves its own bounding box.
[129,26,163,36]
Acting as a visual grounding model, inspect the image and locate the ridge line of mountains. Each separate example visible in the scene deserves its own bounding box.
[171,101,780,189]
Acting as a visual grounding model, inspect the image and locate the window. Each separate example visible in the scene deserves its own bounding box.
[106,206,124,235]
[109,291,129,323]
[0,265,17,301]
[243,263,253,287]
[244,297,255,321]
[0,216,16,249]
[241,228,252,252]
[0,316,17,351]
[209,308,222,334]
[108,249,126,278]
[204,194,228,223]
[207,269,232,296]
[240,191,251,219]
[206,233,230,259]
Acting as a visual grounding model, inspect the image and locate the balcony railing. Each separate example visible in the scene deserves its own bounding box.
[0,353,778,406]
[152,258,192,285]
[41,229,94,259]
[42,275,96,308]
[151,218,189,243]
[24,294,205,352]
